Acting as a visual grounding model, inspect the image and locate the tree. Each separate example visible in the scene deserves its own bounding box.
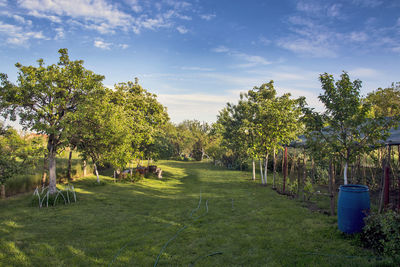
[66,88,132,183]
[247,81,304,185]
[0,49,104,193]
[366,82,400,118]
[0,123,42,198]
[308,72,394,184]
[111,79,169,165]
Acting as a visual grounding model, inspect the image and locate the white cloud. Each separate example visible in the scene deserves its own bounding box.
[0,0,6,7]
[94,39,112,50]
[234,53,271,68]
[296,1,342,19]
[212,46,271,67]
[54,27,64,39]
[349,68,381,78]
[176,25,188,34]
[158,92,237,123]
[278,37,337,58]
[0,21,46,45]
[200,14,216,21]
[352,0,383,8]
[119,43,129,49]
[26,10,62,23]
[124,0,142,13]
[181,66,215,72]
[349,31,368,42]
[212,45,229,53]
[19,0,131,27]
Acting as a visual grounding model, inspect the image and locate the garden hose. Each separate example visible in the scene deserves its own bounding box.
[153,225,188,267]
[108,223,174,267]
[189,189,202,218]
[188,251,223,267]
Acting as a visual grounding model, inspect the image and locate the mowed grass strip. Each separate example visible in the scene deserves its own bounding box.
[0,161,384,266]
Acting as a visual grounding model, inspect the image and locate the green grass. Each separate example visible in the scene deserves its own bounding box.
[0,160,391,266]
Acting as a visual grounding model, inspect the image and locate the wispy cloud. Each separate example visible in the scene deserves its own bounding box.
[296,1,343,19]
[0,21,46,45]
[176,25,188,34]
[0,0,6,7]
[349,68,381,78]
[211,46,271,67]
[200,14,216,21]
[94,39,112,50]
[352,0,383,8]
[180,66,215,72]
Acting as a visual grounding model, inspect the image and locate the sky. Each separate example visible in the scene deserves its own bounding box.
[0,0,400,125]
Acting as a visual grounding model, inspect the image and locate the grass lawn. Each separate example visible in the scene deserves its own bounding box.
[0,161,389,266]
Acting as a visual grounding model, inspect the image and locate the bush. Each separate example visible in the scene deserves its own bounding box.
[31,186,77,207]
[360,211,400,257]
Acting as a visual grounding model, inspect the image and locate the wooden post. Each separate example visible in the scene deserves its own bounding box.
[398,145,400,211]
[0,184,5,199]
[273,148,276,189]
[384,146,391,209]
[302,150,307,201]
[41,154,47,186]
[67,149,73,181]
[283,146,288,193]
[297,157,301,198]
[329,159,335,216]
[83,160,87,177]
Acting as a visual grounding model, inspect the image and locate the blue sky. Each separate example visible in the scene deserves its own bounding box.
[1,0,400,124]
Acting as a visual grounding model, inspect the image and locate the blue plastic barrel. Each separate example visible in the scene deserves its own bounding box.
[337,184,370,234]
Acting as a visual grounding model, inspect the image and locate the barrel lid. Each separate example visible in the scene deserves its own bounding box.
[339,184,369,192]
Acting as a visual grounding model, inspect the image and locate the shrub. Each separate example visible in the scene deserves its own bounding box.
[360,211,400,257]
[31,185,77,207]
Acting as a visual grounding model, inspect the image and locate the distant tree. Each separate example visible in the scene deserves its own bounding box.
[66,88,132,183]
[366,82,400,118]
[111,79,169,164]
[0,123,42,198]
[247,81,304,185]
[0,49,104,194]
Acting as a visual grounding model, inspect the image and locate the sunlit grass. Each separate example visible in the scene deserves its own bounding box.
[0,160,391,266]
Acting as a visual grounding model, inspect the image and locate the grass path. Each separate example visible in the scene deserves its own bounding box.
[0,161,383,266]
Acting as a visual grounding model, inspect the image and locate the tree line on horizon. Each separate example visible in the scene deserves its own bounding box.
[1,49,400,201]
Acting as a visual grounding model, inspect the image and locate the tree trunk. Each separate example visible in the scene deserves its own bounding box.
[0,184,5,199]
[311,158,315,184]
[344,161,348,185]
[41,154,47,186]
[362,155,367,185]
[283,147,288,193]
[259,159,264,185]
[113,170,116,183]
[329,159,335,216]
[93,162,100,184]
[252,159,256,181]
[290,149,296,178]
[273,148,276,189]
[264,153,269,185]
[48,147,57,194]
[302,151,307,201]
[297,157,301,198]
[83,160,87,177]
[67,149,73,181]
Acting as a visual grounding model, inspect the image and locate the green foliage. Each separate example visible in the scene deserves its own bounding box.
[0,48,105,193]
[361,211,400,258]
[0,123,43,186]
[303,178,315,200]
[366,82,400,118]
[304,72,396,183]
